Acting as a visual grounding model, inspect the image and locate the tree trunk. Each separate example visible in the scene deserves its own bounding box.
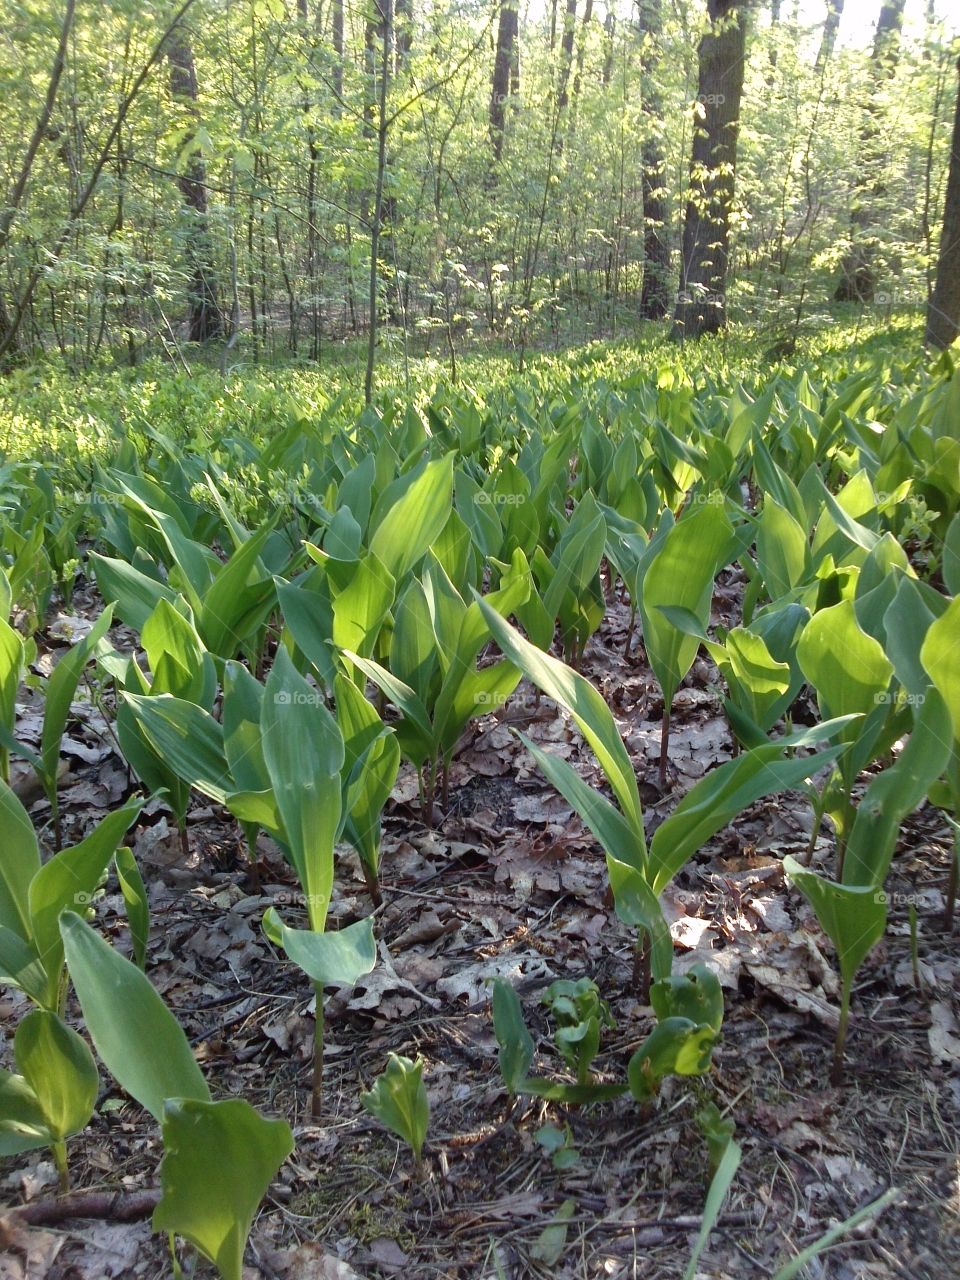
[489,1,519,165]
[167,35,222,341]
[926,58,960,350]
[815,0,844,73]
[672,0,748,338]
[637,0,671,320]
[834,0,906,302]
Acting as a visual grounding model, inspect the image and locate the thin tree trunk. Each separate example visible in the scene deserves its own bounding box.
[365,0,392,405]
[672,0,748,338]
[489,0,519,166]
[168,34,222,340]
[834,0,906,302]
[926,57,960,350]
[637,0,671,320]
[815,0,844,73]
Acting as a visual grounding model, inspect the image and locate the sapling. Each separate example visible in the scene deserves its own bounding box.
[361,1053,429,1175]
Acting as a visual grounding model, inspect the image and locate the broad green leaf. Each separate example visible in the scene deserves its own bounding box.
[90,554,177,632]
[757,499,808,597]
[843,689,953,886]
[641,503,732,707]
[782,859,886,993]
[648,742,844,895]
[261,650,344,931]
[491,978,534,1095]
[60,912,209,1122]
[797,600,893,739]
[0,1069,49,1156]
[0,779,40,940]
[360,1054,429,1163]
[15,1010,98,1141]
[262,910,376,987]
[123,693,230,802]
[29,797,143,1006]
[369,455,454,583]
[921,595,960,744]
[650,965,724,1034]
[604,857,673,982]
[883,577,937,698]
[627,1018,718,1101]
[155,1098,294,1280]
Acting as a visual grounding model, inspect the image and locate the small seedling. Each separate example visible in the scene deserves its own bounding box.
[361,1053,429,1174]
[542,978,615,1085]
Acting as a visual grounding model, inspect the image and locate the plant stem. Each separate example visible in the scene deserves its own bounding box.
[361,860,383,908]
[831,980,851,1085]
[632,933,651,1002]
[658,705,671,791]
[311,984,324,1119]
[909,904,921,990]
[944,825,959,932]
[52,1140,69,1194]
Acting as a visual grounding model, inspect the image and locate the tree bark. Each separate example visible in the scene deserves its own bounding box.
[815,0,844,73]
[168,35,222,341]
[489,1,518,165]
[637,0,671,320]
[672,0,748,338]
[834,0,906,302]
[926,58,960,350]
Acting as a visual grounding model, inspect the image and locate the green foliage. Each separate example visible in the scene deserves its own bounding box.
[361,1054,429,1170]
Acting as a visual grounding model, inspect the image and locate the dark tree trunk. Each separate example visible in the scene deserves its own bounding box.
[672,0,748,338]
[332,0,344,99]
[815,0,844,72]
[556,0,577,114]
[926,58,960,350]
[490,0,518,164]
[834,0,906,302]
[168,35,222,341]
[395,0,412,68]
[637,0,671,320]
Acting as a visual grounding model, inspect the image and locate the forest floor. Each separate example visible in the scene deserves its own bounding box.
[2,568,959,1280]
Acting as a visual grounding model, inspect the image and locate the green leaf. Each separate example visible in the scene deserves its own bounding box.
[797,599,893,739]
[114,846,150,968]
[648,742,843,895]
[122,694,230,802]
[90,554,177,632]
[757,499,809,597]
[650,965,724,1034]
[369,455,454,583]
[360,1054,429,1163]
[262,910,376,987]
[491,977,534,1095]
[531,1199,576,1266]
[641,503,732,708]
[782,858,886,993]
[682,1139,742,1280]
[477,600,644,838]
[15,1010,98,1141]
[261,650,344,931]
[154,1098,293,1280]
[627,1018,718,1101]
[921,595,960,745]
[29,797,143,1006]
[604,857,674,982]
[0,779,40,941]
[41,607,115,798]
[0,1069,49,1156]
[60,912,209,1122]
